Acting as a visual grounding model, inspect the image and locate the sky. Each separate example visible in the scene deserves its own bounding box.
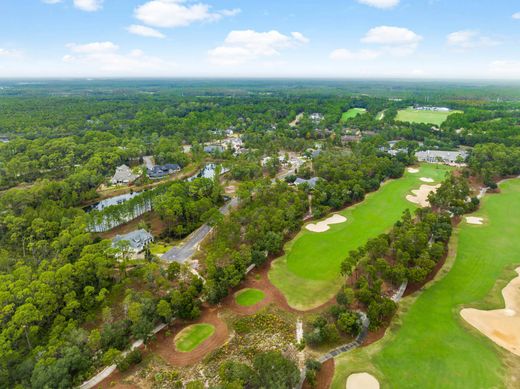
[1,0,520,79]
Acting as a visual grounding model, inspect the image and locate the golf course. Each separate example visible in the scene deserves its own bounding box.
[332,178,520,388]
[268,164,452,311]
[341,108,367,122]
[235,288,266,307]
[396,107,463,126]
[174,323,216,353]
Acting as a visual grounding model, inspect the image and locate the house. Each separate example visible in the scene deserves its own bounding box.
[204,145,224,154]
[309,113,324,123]
[415,150,468,164]
[112,229,154,253]
[294,177,320,188]
[111,165,140,185]
[147,163,181,179]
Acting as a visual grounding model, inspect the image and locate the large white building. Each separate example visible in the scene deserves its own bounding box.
[415,150,468,164]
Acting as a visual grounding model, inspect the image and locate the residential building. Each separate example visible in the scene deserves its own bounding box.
[110,164,140,185]
[112,229,154,253]
[204,145,224,154]
[294,177,320,188]
[147,163,181,179]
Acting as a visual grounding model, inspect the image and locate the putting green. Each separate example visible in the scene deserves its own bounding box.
[268,164,452,310]
[341,108,366,122]
[235,288,266,307]
[332,178,520,389]
[396,107,463,126]
[174,323,215,352]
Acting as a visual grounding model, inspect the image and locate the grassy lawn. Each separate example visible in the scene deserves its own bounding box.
[174,323,215,352]
[333,178,520,389]
[375,110,385,120]
[235,288,266,307]
[396,107,463,126]
[150,242,173,256]
[341,108,367,122]
[268,164,452,310]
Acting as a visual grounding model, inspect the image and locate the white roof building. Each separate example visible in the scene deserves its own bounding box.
[111,165,140,185]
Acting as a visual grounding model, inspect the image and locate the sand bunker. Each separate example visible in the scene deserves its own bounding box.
[461,267,520,356]
[466,216,484,225]
[406,184,441,207]
[420,177,435,183]
[346,373,380,389]
[305,214,347,233]
[407,167,419,173]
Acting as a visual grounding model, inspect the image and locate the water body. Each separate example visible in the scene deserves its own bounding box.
[86,163,228,232]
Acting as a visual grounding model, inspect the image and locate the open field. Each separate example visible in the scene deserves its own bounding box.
[235,288,266,307]
[396,107,462,126]
[341,108,367,122]
[269,164,452,311]
[332,178,520,389]
[174,323,216,352]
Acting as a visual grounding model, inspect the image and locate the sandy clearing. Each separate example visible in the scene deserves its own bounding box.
[461,267,520,356]
[406,184,441,207]
[346,373,380,389]
[420,177,435,183]
[407,167,419,173]
[305,214,347,233]
[466,216,484,225]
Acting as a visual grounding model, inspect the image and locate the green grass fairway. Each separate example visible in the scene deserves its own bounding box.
[341,108,367,122]
[235,288,266,307]
[396,107,462,126]
[332,178,520,389]
[268,164,452,310]
[174,324,215,352]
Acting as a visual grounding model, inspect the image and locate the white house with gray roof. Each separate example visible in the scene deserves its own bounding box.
[415,150,468,164]
[112,229,153,253]
[111,165,140,185]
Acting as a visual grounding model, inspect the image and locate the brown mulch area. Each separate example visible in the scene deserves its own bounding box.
[303,359,335,389]
[149,306,229,367]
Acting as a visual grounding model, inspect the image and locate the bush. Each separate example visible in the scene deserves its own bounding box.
[117,349,142,372]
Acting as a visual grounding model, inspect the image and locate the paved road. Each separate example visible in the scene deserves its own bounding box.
[162,198,238,264]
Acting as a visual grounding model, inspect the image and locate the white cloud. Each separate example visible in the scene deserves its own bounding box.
[127,24,166,38]
[513,12,520,20]
[329,48,380,61]
[0,48,19,58]
[362,26,422,45]
[447,30,500,50]
[208,30,308,66]
[134,0,240,28]
[360,25,422,56]
[42,0,63,4]
[356,0,399,9]
[63,41,173,75]
[74,0,103,12]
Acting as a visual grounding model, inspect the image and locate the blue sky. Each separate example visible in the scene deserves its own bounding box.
[0,0,519,78]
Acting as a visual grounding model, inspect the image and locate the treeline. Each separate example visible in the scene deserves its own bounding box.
[467,143,520,185]
[202,180,308,304]
[340,208,453,330]
[311,145,405,217]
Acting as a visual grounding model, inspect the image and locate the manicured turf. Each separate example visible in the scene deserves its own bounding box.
[269,164,452,310]
[332,178,520,389]
[341,108,366,122]
[174,323,215,352]
[235,288,266,307]
[396,107,462,126]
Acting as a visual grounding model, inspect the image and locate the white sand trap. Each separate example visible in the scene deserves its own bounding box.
[420,177,435,183]
[461,267,520,356]
[346,373,380,389]
[305,214,347,233]
[466,216,484,225]
[406,184,441,207]
[407,167,419,173]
